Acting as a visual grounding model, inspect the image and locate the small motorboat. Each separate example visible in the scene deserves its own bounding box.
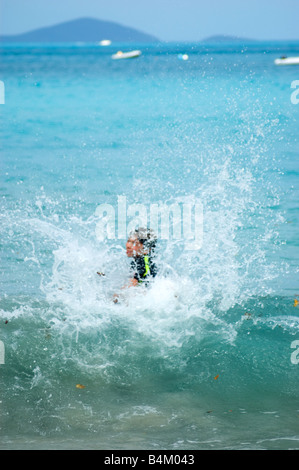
[111,50,142,60]
[274,56,299,66]
[99,39,112,46]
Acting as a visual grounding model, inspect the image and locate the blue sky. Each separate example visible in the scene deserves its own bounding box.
[1,0,299,41]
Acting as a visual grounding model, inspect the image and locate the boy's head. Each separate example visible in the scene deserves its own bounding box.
[126,227,157,258]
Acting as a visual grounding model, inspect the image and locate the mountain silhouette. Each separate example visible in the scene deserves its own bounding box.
[0,17,159,43]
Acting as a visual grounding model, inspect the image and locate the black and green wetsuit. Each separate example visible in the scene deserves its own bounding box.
[131,255,157,284]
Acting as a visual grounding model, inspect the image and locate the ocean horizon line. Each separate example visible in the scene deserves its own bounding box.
[1,38,299,47]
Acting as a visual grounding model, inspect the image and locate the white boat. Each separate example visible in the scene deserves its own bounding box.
[99,39,111,46]
[111,50,142,60]
[274,56,299,66]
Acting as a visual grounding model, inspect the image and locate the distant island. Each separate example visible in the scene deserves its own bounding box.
[0,17,159,43]
[202,35,256,43]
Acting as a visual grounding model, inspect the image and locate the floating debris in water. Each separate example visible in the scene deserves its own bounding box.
[244,312,252,319]
[76,384,86,389]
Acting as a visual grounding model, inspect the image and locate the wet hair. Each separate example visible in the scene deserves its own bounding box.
[129,227,157,251]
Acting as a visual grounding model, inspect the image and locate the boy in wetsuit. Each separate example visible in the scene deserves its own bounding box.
[126,227,157,286]
[113,227,157,302]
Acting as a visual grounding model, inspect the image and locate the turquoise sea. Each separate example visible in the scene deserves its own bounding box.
[0,40,299,450]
